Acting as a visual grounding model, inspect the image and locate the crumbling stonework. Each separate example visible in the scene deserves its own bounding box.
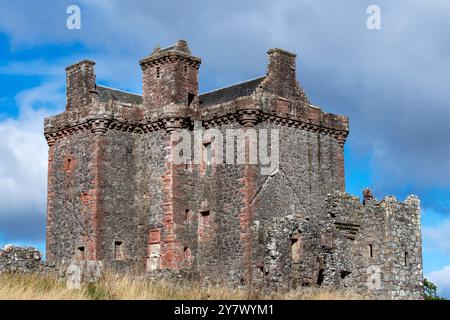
[0,245,42,274]
[44,40,423,299]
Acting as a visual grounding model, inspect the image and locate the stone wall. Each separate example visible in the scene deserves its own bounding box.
[320,192,423,299]
[47,129,100,263]
[0,245,42,274]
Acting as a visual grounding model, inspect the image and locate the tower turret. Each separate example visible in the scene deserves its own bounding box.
[139,40,201,110]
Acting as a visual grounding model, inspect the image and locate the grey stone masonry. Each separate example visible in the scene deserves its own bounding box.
[0,245,42,274]
[43,40,423,299]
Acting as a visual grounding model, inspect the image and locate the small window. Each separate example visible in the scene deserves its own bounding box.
[76,246,85,260]
[258,266,265,276]
[185,209,193,222]
[404,252,408,266]
[200,210,210,217]
[291,238,301,263]
[184,65,188,73]
[188,93,195,107]
[369,244,373,258]
[156,66,160,78]
[317,268,324,285]
[184,247,192,260]
[114,241,124,260]
[64,156,76,173]
[203,142,212,175]
[149,229,161,244]
[198,210,211,241]
[148,230,161,271]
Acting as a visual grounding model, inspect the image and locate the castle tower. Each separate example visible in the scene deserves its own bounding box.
[44,42,423,299]
[139,40,201,110]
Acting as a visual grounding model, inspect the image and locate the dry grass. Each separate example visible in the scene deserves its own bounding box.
[0,272,361,300]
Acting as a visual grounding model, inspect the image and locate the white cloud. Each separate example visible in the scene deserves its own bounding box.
[427,266,450,298]
[0,79,64,242]
[423,219,450,255]
[0,59,64,77]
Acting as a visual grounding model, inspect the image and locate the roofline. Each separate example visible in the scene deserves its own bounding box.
[199,76,266,96]
[96,84,142,97]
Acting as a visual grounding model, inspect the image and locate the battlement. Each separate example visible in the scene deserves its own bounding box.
[326,190,421,222]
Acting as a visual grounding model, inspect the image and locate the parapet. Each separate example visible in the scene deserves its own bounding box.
[325,190,421,225]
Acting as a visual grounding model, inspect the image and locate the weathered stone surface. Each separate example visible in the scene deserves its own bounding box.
[0,245,42,274]
[64,259,104,289]
[65,263,82,289]
[43,40,423,299]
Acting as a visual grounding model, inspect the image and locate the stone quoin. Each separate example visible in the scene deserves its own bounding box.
[44,40,423,299]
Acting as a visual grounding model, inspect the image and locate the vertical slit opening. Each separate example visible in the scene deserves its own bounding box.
[76,246,85,260]
[114,241,124,260]
[188,93,195,107]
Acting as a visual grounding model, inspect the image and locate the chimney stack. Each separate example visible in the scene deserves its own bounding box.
[264,48,308,102]
[65,60,96,110]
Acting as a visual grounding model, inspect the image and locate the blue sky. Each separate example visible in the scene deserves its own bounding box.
[1,0,450,297]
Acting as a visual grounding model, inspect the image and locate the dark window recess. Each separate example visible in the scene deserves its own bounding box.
[185,209,194,222]
[76,246,85,260]
[317,268,324,285]
[369,244,373,258]
[290,238,301,263]
[184,247,192,260]
[114,241,124,260]
[64,157,75,172]
[204,142,212,175]
[258,266,264,276]
[404,252,408,266]
[184,65,188,73]
[156,67,160,78]
[201,210,210,217]
[188,93,195,107]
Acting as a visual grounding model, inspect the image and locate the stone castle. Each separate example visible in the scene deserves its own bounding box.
[44,40,423,299]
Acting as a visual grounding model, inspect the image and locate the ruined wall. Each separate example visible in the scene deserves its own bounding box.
[0,245,42,274]
[322,192,423,300]
[249,121,344,286]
